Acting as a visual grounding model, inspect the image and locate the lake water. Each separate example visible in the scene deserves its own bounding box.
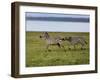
[26,20,89,32]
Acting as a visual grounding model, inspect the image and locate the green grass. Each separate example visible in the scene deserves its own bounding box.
[26,32,89,67]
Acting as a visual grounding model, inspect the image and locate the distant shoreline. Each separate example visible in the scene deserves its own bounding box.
[26,31,89,33]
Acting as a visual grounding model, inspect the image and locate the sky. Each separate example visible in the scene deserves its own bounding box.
[25,12,90,32]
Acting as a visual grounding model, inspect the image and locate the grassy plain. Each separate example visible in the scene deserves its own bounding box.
[26,32,89,67]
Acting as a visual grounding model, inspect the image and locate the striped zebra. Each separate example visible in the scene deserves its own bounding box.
[64,36,87,50]
[40,32,66,51]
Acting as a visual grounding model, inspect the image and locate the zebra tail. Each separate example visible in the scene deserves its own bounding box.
[60,38,65,41]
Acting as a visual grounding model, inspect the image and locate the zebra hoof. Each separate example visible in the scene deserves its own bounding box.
[68,48,71,50]
[81,48,84,50]
[64,50,66,52]
[48,49,51,52]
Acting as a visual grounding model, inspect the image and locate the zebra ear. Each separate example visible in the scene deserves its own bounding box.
[45,32,47,33]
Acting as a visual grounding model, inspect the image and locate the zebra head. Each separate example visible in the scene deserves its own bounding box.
[40,32,50,40]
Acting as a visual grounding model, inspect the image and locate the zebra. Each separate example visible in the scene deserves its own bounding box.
[40,32,66,51]
[64,36,87,50]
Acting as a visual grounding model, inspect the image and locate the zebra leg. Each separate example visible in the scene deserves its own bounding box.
[81,45,85,50]
[46,44,51,51]
[81,45,83,50]
[57,43,61,48]
[68,45,71,50]
[68,47,71,50]
[57,43,66,52]
[74,45,76,50]
[80,39,87,50]
[61,45,66,52]
[80,42,85,50]
[72,44,76,50]
[74,44,78,50]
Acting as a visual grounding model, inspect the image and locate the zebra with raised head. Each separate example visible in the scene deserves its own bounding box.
[64,36,87,50]
[40,32,66,51]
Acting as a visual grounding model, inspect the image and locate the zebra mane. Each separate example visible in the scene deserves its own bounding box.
[44,32,50,38]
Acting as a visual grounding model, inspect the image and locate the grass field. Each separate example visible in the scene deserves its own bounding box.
[26,32,89,67]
